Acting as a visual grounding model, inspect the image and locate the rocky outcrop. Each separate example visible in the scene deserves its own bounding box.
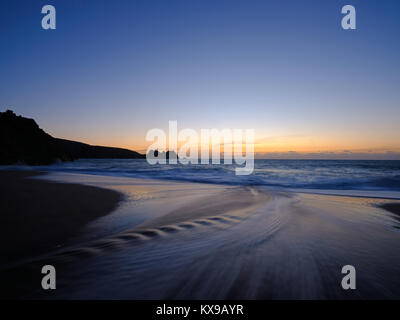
[0,110,145,165]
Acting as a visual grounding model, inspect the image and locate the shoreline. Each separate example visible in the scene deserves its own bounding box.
[1,170,400,299]
[2,170,400,264]
[38,173,400,299]
[0,170,123,264]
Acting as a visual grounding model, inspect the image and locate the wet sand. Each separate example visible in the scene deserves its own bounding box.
[0,171,123,264]
[1,172,400,299]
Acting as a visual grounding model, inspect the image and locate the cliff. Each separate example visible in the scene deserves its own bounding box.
[0,110,145,165]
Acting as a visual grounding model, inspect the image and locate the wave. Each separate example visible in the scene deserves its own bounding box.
[2,159,400,192]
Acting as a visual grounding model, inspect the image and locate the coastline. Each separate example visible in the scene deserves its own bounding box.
[0,170,123,264]
[1,170,400,299]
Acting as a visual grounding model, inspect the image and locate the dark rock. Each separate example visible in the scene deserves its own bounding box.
[0,110,145,165]
[147,149,178,160]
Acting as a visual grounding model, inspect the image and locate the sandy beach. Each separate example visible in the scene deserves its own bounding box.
[1,171,400,299]
[0,171,123,264]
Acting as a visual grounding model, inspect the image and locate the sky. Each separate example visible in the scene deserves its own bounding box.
[1,0,400,158]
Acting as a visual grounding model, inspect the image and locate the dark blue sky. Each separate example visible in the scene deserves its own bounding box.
[1,0,400,157]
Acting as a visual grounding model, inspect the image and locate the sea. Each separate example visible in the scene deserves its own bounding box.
[2,159,400,299]
[4,159,400,197]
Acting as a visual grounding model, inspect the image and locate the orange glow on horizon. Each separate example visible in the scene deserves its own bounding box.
[56,129,400,156]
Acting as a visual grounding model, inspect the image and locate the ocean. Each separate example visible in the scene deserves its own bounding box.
[7,159,400,196]
[2,159,400,299]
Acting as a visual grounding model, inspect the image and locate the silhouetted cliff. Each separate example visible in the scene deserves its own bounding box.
[0,110,145,165]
